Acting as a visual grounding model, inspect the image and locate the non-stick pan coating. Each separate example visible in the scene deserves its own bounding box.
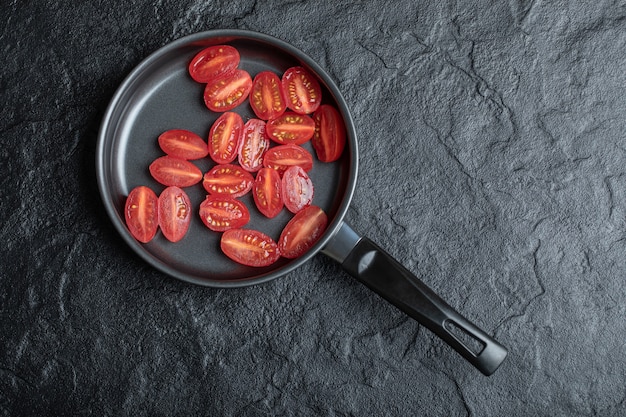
[96,30,357,287]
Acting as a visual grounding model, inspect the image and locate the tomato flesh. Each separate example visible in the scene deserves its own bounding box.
[202,164,254,197]
[158,129,208,160]
[204,69,252,112]
[199,195,250,232]
[149,156,202,187]
[278,205,328,259]
[238,119,270,172]
[252,167,283,218]
[209,112,243,164]
[263,144,313,175]
[125,186,159,243]
[158,186,191,242]
[312,104,346,162]
[282,66,322,115]
[221,229,281,267]
[250,71,287,120]
[266,112,315,145]
[282,165,314,213]
[188,45,239,83]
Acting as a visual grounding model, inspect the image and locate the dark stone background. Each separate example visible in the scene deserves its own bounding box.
[2,0,626,415]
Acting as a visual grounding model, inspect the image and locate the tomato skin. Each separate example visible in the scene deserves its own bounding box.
[312,105,346,163]
[158,129,208,160]
[158,186,191,242]
[238,119,270,172]
[278,205,328,259]
[202,163,254,197]
[221,229,281,267]
[282,66,322,115]
[250,71,287,120]
[265,112,315,145]
[149,156,203,187]
[208,112,243,164]
[204,69,252,112]
[282,165,314,213]
[263,144,313,176]
[199,195,250,232]
[188,45,239,83]
[125,186,159,243]
[252,167,283,218]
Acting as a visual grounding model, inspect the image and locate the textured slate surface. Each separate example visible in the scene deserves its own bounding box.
[2,0,626,415]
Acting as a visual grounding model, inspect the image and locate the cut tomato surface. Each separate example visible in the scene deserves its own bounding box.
[158,129,208,160]
[188,45,239,83]
[252,167,283,218]
[282,165,314,213]
[282,66,322,115]
[265,112,315,145]
[149,156,202,187]
[204,69,252,112]
[250,71,287,120]
[202,163,254,197]
[263,144,313,175]
[158,186,191,242]
[199,195,250,232]
[312,104,346,162]
[238,119,270,172]
[221,228,281,267]
[125,186,159,243]
[278,205,328,259]
[208,112,243,164]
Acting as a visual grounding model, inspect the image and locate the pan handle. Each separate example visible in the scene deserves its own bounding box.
[322,221,508,376]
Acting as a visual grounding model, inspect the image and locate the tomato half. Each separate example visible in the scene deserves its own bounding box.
[250,71,287,120]
[282,165,314,213]
[204,69,252,112]
[199,195,250,232]
[263,144,313,175]
[312,104,346,162]
[158,186,191,242]
[158,129,208,160]
[202,164,254,197]
[125,186,159,243]
[238,119,270,172]
[149,156,203,187]
[278,205,328,259]
[282,66,322,114]
[252,167,283,218]
[265,112,315,145]
[188,45,239,83]
[208,112,243,164]
[221,229,281,267]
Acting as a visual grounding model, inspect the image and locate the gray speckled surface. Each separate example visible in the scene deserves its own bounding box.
[2,0,626,415]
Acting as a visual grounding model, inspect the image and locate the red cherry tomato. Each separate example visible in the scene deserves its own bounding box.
[278,205,328,259]
[199,195,250,232]
[252,167,283,218]
[263,144,313,176]
[158,129,208,160]
[282,165,314,213]
[238,119,270,172]
[208,112,243,164]
[265,112,315,145]
[202,164,254,197]
[282,66,322,114]
[312,105,346,162]
[158,186,191,242]
[125,186,159,243]
[188,45,239,83]
[149,156,203,187]
[250,71,287,120]
[204,69,252,112]
[221,228,281,267]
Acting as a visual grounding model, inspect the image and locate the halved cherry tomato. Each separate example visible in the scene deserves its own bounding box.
[278,205,328,259]
[149,156,203,187]
[221,228,281,267]
[282,66,322,115]
[158,186,191,242]
[188,45,239,83]
[158,129,208,160]
[199,195,250,232]
[238,119,270,172]
[265,112,315,145]
[263,144,313,175]
[204,69,252,112]
[125,186,159,243]
[250,71,287,120]
[282,165,314,213]
[252,167,283,218]
[312,104,346,162]
[208,112,243,164]
[202,164,254,197]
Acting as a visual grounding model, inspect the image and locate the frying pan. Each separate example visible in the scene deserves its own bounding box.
[96,29,507,375]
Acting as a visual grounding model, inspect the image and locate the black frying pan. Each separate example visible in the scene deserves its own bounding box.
[96,29,507,375]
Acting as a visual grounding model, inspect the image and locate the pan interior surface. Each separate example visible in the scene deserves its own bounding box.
[97,31,357,287]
